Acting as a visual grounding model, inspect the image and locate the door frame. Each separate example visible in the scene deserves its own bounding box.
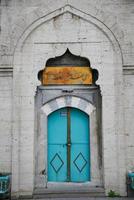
[36,95,102,189]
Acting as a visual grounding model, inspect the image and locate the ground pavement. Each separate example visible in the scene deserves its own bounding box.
[22,198,134,200]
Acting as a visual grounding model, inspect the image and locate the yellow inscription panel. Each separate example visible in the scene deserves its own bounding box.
[42,66,93,85]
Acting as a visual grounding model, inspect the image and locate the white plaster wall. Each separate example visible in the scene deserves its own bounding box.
[0,75,12,173]
[11,6,125,196]
[124,74,134,171]
[1,0,134,66]
[0,0,134,197]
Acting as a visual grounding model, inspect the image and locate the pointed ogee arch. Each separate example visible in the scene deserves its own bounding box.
[12,4,123,63]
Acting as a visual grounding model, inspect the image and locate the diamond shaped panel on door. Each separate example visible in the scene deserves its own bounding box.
[73,152,87,173]
[50,153,64,173]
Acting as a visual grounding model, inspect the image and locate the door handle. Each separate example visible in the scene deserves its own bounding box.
[67,143,71,146]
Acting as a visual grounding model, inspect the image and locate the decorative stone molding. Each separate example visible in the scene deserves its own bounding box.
[41,95,95,116]
[12,4,123,62]
[0,67,13,77]
[123,65,134,75]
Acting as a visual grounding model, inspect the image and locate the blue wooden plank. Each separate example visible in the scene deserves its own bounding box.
[70,108,89,144]
[47,107,90,182]
[48,108,67,181]
[71,108,90,182]
[48,108,67,144]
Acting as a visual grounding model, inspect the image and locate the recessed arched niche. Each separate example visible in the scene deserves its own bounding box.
[35,48,102,190]
[38,49,99,85]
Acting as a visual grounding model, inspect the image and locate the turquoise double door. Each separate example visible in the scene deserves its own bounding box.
[48,107,90,182]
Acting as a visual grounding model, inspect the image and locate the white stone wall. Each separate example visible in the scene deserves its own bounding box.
[0,69,12,173]
[12,7,124,197]
[1,0,134,66]
[0,0,134,198]
[124,72,134,171]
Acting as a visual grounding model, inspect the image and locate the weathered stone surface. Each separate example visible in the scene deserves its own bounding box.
[0,0,134,198]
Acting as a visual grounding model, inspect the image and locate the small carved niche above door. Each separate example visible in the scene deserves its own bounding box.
[38,49,98,85]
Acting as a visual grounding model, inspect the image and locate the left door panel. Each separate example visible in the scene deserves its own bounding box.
[48,108,67,181]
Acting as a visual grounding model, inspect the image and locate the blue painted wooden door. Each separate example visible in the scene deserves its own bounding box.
[48,107,90,182]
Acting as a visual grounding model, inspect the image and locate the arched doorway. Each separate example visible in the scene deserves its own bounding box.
[48,107,90,182]
[35,49,102,190]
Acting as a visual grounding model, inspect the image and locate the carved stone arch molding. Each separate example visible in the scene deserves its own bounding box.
[12,4,123,59]
[41,95,95,116]
[37,95,101,188]
[12,4,123,89]
[12,3,126,198]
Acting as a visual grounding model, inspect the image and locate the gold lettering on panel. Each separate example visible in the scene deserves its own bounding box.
[42,66,93,85]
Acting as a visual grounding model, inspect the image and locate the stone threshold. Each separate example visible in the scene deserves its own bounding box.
[33,187,105,198]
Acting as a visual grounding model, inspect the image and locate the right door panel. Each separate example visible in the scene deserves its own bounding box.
[70,108,90,182]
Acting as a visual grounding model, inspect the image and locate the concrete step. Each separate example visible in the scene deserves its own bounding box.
[19,197,133,200]
[33,187,105,198]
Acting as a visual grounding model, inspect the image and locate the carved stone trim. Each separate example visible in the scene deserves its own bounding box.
[123,65,134,75]
[0,67,13,77]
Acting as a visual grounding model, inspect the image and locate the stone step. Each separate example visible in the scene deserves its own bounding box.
[18,197,133,200]
[19,198,133,200]
[33,187,105,199]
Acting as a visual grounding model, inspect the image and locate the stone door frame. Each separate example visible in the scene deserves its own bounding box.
[35,93,102,190]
